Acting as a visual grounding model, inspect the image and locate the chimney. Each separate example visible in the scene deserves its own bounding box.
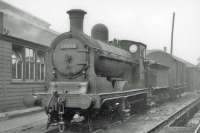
[67,9,86,32]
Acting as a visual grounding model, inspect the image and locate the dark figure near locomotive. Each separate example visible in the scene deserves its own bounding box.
[24,9,191,132]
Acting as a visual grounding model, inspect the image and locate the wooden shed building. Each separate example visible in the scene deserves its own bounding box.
[0,1,58,111]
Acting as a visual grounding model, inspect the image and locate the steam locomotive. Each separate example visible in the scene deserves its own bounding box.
[44,9,150,132]
[23,9,193,132]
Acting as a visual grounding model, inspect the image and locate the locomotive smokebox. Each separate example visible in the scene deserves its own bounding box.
[67,9,87,32]
[91,23,109,42]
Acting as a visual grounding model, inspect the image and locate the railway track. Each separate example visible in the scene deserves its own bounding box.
[45,95,200,133]
[147,97,200,133]
[1,92,199,133]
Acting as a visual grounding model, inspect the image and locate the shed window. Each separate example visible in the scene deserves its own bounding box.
[36,51,45,80]
[12,47,23,79]
[25,48,35,80]
[12,44,46,82]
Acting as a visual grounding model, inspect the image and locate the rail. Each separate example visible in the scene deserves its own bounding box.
[194,121,200,133]
[147,97,200,133]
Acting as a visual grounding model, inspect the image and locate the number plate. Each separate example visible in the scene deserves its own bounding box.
[61,43,77,49]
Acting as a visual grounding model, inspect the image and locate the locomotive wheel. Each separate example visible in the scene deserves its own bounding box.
[58,124,65,133]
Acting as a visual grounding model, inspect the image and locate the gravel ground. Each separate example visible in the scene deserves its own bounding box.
[105,92,200,133]
[0,112,47,133]
[0,92,199,133]
[187,108,200,127]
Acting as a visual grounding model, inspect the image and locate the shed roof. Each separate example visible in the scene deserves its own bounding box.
[0,0,50,28]
[0,0,58,46]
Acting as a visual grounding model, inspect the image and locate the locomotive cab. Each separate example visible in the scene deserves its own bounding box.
[116,40,147,88]
[118,40,146,59]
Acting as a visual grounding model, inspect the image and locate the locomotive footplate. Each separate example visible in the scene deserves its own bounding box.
[92,88,149,109]
[43,88,149,110]
[45,88,148,112]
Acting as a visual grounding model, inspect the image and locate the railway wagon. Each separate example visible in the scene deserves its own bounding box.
[146,60,169,88]
[145,60,171,101]
[147,50,200,92]
[183,62,200,91]
[146,50,192,96]
[0,1,57,112]
[171,56,200,92]
[190,68,200,91]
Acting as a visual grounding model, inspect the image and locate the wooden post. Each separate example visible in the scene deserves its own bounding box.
[0,12,4,34]
[170,12,175,55]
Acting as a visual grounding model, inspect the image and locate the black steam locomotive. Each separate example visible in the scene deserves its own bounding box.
[24,9,194,132]
[45,9,150,132]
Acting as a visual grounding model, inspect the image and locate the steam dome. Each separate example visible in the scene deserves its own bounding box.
[91,23,109,42]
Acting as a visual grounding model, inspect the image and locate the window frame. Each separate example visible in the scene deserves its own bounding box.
[36,50,45,81]
[11,44,46,82]
[25,47,36,81]
[12,46,23,81]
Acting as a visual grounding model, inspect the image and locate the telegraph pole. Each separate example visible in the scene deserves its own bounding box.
[170,12,175,55]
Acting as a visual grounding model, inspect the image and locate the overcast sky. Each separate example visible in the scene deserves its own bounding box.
[4,0,200,64]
